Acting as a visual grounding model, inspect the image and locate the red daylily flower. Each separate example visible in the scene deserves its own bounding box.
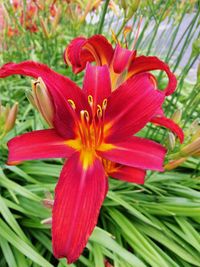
[0,61,167,263]
[64,34,184,143]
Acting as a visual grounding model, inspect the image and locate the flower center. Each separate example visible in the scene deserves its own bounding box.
[102,158,119,175]
[68,95,108,151]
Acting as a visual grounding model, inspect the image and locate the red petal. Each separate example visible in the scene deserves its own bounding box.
[83,64,111,106]
[97,136,166,171]
[64,35,114,74]
[109,165,146,184]
[128,56,177,96]
[7,129,74,164]
[151,116,184,143]
[86,35,114,65]
[112,45,136,73]
[0,61,90,138]
[64,37,94,74]
[105,73,165,142]
[52,152,107,263]
[0,61,88,111]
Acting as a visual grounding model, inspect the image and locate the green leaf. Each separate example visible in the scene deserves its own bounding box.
[0,237,18,267]
[0,195,29,243]
[91,227,146,267]
[0,169,40,201]
[0,219,53,267]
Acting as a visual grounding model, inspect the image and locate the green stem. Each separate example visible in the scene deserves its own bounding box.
[172,54,199,108]
[169,10,199,65]
[164,7,187,63]
[172,17,199,72]
[157,8,187,81]
[182,84,200,127]
[115,17,128,38]
[135,20,149,50]
[146,0,171,55]
[97,0,110,34]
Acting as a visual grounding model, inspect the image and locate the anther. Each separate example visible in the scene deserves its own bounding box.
[102,99,107,110]
[80,110,90,122]
[111,29,121,45]
[88,95,93,106]
[84,110,90,122]
[97,105,102,118]
[68,99,76,110]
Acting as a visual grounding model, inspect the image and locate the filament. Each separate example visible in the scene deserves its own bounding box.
[68,99,76,110]
[68,97,108,149]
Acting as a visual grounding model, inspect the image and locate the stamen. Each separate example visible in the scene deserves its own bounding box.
[68,99,76,110]
[102,99,107,110]
[96,104,105,146]
[84,110,90,122]
[80,110,86,122]
[80,110,91,147]
[88,95,93,107]
[111,29,121,45]
[101,99,107,143]
[68,96,107,150]
[97,105,102,118]
[123,26,132,49]
[80,110,90,122]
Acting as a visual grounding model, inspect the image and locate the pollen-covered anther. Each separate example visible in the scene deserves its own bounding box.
[80,110,90,122]
[102,98,107,110]
[97,105,102,118]
[88,95,93,107]
[68,99,76,110]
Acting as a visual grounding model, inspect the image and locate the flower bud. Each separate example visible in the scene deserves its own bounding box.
[4,102,18,133]
[171,109,182,124]
[189,118,199,136]
[40,18,49,38]
[167,132,176,151]
[29,77,54,127]
[42,199,54,209]
[26,91,37,109]
[164,157,187,171]
[0,101,18,138]
[120,0,127,10]
[126,0,140,20]
[52,6,62,32]
[41,217,52,225]
[192,126,200,140]
[181,137,200,156]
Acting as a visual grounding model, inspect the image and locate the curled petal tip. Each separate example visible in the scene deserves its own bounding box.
[151,116,184,144]
[64,35,114,73]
